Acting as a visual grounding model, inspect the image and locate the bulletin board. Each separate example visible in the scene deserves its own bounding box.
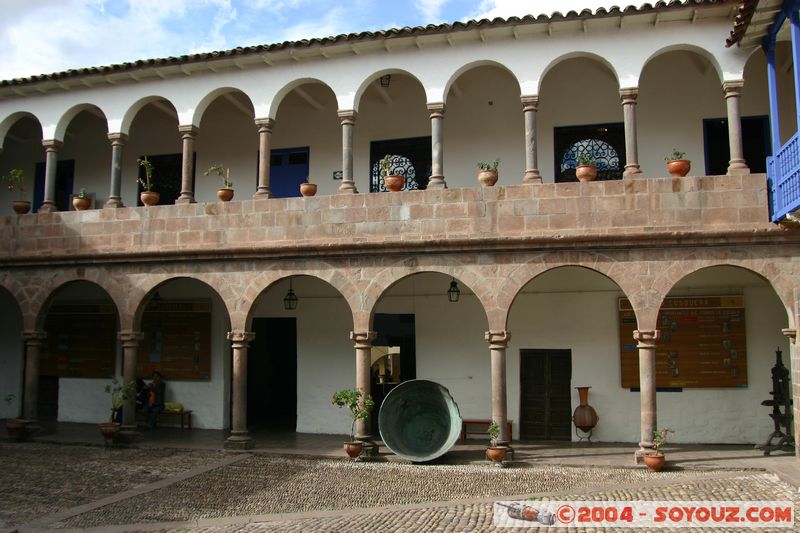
[137,300,212,381]
[40,303,117,378]
[619,296,747,388]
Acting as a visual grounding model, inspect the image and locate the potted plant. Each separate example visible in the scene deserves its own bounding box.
[380,155,405,192]
[300,177,317,197]
[575,154,597,182]
[331,388,374,459]
[477,158,500,187]
[485,420,508,466]
[4,393,33,441]
[72,188,91,211]
[665,149,690,177]
[1,168,30,214]
[643,427,674,472]
[137,157,159,206]
[205,164,234,202]
[100,378,135,444]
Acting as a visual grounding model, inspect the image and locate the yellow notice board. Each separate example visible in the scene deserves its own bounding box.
[137,300,211,381]
[619,296,747,388]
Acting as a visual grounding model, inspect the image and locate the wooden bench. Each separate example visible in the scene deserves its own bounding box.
[159,409,192,429]
[460,419,513,442]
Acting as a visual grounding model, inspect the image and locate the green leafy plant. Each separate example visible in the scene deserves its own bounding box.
[76,188,88,199]
[665,149,686,161]
[331,388,374,441]
[1,168,25,199]
[477,158,500,171]
[652,427,674,454]
[104,378,135,422]
[487,420,500,446]
[205,164,233,188]
[379,155,395,178]
[577,154,596,167]
[137,157,155,191]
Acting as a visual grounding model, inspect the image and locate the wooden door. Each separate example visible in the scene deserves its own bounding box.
[520,349,572,440]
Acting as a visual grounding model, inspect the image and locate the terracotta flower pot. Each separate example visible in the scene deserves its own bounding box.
[140,191,160,206]
[576,165,597,182]
[344,440,363,459]
[383,175,404,192]
[98,422,121,445]
[643,452,666,472]
[477,170,498,187]
[72,196,91,211]
[217,188,234,202]
[11,200,31,215]
[486,446,507,465]
[666,159,691,177]
[300,183,318,197]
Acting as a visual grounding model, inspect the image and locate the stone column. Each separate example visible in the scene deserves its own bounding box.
[226,331,255,449]
[351,331,378,455]
[254,118,275,198]
[781,327,798,457]
[118,331,143,434]
[722,80,750,175]
[521,96,542,183]
[427,103,447,189]
[337,110,358,194]
[176,125,199,204]
[620,87,643,178]
[22,331,46,420]
[634,329,660,462]
[105,133,127,208]
[39,140,62,213]
[485,330,511,444]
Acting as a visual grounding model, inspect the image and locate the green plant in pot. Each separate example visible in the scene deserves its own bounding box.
[477,158,500,187]
[485,420,508,466]
[380,155,404,192]
[100,378,135,445]
[205,164,234,202]
[665,149,691,177]
[72,188,91,211]
[643,427,674,472]
[1,168,31,214]
[331,388,374,459]
[575,154,597,182]
[137,157,159,206]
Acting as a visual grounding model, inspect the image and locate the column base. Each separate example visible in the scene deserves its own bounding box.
[355,435,379,457]
[623,165,643,179]
[427,176,447,189]
[634,441,655,464]
[726,160,751,175]
[253,189,272,199]
[337,181,359,194]
[175,195,197,204]
[117,426,142,444]
[104,197,125,208]
[523,170,542,184]
[225,432,253,450]
[38,202,57,213]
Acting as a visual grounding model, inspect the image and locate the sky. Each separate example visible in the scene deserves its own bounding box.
[0,0,639,81]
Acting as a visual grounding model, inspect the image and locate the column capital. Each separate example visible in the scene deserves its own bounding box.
[426,102,445,117]
[178,124,199,137]
[227,330,256,346]
[782,328,797,343]
[633,329,660,347]
[337,109,357,125]
[255,117,275,132]
[107,132,129,145]
[520,95,539,111]
[485,330,511,348]
[619,87,639,104]
[42,139,63,151]
[722,79,744,98]
[22,330,47,344]
[350,330,377,348]
[118,330,144,344]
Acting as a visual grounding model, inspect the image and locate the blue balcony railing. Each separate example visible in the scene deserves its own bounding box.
[768,130,800,222]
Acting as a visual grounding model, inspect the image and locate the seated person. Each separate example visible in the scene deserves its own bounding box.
[144,371,166,429]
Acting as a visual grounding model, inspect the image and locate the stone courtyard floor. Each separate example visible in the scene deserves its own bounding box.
[0,440,798,532]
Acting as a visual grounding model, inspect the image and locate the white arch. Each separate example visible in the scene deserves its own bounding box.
[266,78,340,119]
[54,103,109,141]
[191,87,255,127]
[443,60,521,103]
[0,111,42,150]
[352,68,427,112]
[119,96,179,134]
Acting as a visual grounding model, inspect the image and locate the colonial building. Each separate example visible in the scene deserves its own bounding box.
[0,0,798,458]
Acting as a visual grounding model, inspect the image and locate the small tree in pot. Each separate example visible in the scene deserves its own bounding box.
[575,154,597,182]
[100,378,135,445]
[477,158,500,186]
[380,155,405,192]
[643,427,674,472]
[1,168,30,214]
[331,388,374,459]
[486,420,508,466]
[205,164,235,202]
[137,157,159,206]
[665,149,690,177]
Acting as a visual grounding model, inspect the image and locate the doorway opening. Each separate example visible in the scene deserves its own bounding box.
[269,147,310,198]
[370,313,416,434]
[703,115,770,175]
[520,349,572,440]
[248,317,297,430]
[34,160,75,212]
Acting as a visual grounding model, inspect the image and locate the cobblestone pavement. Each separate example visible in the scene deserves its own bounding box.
[0,442,798,532]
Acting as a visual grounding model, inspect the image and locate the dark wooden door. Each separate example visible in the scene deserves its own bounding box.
[248,317,297,430]
[520,349,572,440]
